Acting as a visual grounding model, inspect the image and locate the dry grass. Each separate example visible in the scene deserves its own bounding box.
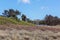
[0,24,60,32]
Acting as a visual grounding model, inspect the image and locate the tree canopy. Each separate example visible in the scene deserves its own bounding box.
[2,9,21,19]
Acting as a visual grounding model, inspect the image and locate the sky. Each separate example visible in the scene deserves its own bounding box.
[0,0,60,20]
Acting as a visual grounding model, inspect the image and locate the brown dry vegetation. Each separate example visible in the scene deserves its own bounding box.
[0,24,60,32]
[0,25,60,40]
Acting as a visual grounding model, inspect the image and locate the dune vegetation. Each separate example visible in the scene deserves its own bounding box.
[0,16,35,26]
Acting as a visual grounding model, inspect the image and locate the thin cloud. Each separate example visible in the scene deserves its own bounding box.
[17,0,30,4]
[40,6,55,14]
[40,6,49,10]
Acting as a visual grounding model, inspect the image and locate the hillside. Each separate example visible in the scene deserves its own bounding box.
[0,25,60,40]
[0,16,60,40]
[0,16,35,26]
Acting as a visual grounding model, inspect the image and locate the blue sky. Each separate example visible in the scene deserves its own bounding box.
[0,0,60,20]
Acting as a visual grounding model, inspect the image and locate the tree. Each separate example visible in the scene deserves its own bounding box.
[44,15,60,25]
[2,10,9,17]
[44,15,54,25]
[2,9,21,19]
[21,14,27,21]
